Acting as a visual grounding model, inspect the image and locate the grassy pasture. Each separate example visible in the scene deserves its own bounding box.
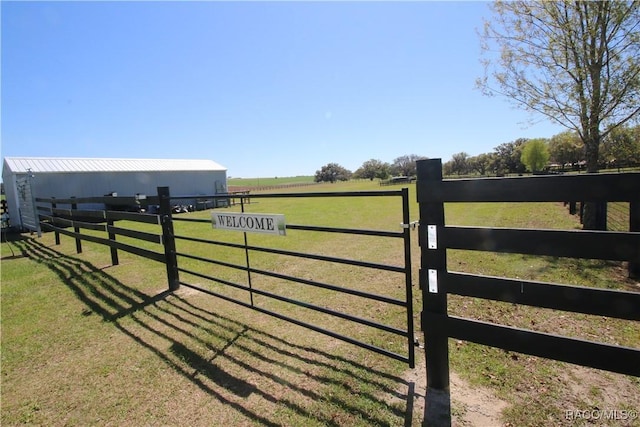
[228,176,315,188]
[1,179,639,426]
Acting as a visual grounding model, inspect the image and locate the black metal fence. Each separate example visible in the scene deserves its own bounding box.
[36,194,165,265]
[35,187,416,368]
[416,158,640,425]
[168,189,416,367]
[29,169,640,424]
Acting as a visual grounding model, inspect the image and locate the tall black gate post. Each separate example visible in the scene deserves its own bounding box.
[416,159,451,426]
[158,186,180,291]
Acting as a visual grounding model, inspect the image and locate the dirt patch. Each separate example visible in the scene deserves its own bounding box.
[557,364,640,419]
[173,286,203,298]
[394,350,640,426]
[450,371,509,426]
[385,348,509,426]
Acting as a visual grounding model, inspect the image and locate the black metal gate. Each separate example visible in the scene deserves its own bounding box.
[166,189,416,367]
[35,187,417,367]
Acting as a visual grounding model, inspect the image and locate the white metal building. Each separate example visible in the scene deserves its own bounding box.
[2,157,227,230]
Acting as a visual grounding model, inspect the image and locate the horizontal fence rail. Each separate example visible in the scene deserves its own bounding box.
[419,171,640,202]
[171,189,416,367]
[442,226,640,262]
[176,242,407,307]
[35,192,167,266]
[444,315,639,375]
[416,158,640,425]
[444,271,640,321]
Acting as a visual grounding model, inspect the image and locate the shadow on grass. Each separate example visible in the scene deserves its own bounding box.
[1,231,30,259]
[10,237,417,426]
[521,253,637,291]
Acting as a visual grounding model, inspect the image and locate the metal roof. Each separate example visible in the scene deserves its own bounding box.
[3,157,227,174]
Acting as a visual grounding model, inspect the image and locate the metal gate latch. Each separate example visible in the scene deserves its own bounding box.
[400,220,419,230]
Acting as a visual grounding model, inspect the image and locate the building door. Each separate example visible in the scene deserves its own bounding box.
[16,174,41,236]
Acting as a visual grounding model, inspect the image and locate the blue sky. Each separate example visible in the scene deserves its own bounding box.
[2,1,565,178]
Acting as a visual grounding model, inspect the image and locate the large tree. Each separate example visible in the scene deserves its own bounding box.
[601,124,640,169]
[493,139,527,175]
[521,138,550,172]
[469,153,495,176]
[314,163,352,183]
[390,154,428,177]
[479,1,639,170]
[448,152,471,176]
[353,159,391,181]
[479,1,640,228]
[549,130,583,171]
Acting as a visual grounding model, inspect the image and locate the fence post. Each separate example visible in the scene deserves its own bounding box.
[107,218,119,266]
[51,197,60,245]
[416,159,451,426]
[630,201,640,280]
[71,197,82,254]
[158,186,180,291]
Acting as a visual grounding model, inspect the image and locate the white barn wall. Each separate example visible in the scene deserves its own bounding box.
[2,158,227,230]
[31,170,226,200]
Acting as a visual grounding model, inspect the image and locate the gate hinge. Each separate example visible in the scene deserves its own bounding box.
[400,220,419,230]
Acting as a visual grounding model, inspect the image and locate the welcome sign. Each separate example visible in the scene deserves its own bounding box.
[212,212,286,236]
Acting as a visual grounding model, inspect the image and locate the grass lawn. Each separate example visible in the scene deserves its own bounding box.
[1,178,638,426]
[228,176,315,188]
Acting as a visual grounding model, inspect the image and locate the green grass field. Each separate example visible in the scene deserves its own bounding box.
[228,175,315,188]
[2,178,638,426]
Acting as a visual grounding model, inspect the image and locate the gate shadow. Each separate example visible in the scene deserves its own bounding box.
[1,231,30,260]
[10,237,417,426]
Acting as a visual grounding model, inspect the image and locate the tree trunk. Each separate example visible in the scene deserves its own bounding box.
[582,137,607,230]
[585,138,599,174]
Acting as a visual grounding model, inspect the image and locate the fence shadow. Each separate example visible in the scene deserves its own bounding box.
[1,231,30,260]
[9,237,416,426]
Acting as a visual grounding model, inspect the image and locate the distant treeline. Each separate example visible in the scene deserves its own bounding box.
[443,125,640,176]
